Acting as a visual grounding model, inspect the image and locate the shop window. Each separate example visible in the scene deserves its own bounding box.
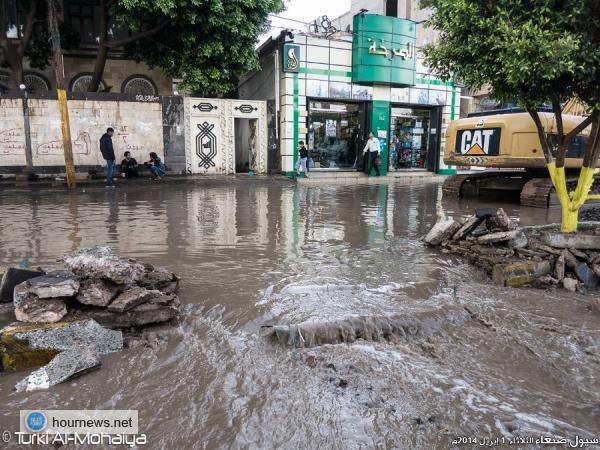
[308,101,361,170]
[390,108,430,170]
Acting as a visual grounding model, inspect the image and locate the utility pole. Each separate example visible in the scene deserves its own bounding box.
[47,0,76,188]
[19,84,34,174]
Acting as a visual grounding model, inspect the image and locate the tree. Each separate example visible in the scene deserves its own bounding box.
[0,0,77,90]
[422,0,600,232]
[88,0,284,94]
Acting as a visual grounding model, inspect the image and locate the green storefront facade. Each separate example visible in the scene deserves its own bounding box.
[239,12,460,177]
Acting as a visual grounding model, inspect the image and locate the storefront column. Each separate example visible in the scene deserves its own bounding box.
[368,86,391,176]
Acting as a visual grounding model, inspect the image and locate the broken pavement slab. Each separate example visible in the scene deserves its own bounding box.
[542,233,600,250]
[13,283,68,324]
[15,347,100,392]
[0,319,122,372]
[61,246,146,284]
[0,267,43,303]
[452,215,485,241]
[492,260,552,287]
[477,230,520,245]
[76,279,120,307]
[574,263,599,289]
[108,286,157,313]
[423,219,461,246]
[485,208,517,232]
[27,274,80,299]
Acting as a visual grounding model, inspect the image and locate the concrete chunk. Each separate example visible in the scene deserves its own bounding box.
[27,274,80,299]
[0,320,122,372]
[61,246,145,284]
[0,268,43,303]
[76,279,119,307]
[108,287,155,313]
[485,208,517,232]
[492,260,552,287]
[13,284,67,324]
[15,347,100,392]
[452,215,485,241]
[423,219,461,246]
[542,233,600,250]
[478,230,520,245]
[574,263,599,289]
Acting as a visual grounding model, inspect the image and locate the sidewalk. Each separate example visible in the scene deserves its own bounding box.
[0,173,295,192]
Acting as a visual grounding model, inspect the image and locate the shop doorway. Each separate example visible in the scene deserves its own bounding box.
[307,100,367,170]
[389,106,441,171]
[234,118,258,173]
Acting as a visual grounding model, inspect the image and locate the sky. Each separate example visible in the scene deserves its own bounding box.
[259,0,351,45]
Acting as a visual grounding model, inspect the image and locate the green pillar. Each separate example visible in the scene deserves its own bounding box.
[367,101,391,176]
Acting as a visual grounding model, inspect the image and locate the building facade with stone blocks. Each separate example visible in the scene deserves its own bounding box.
[0,0,174,96]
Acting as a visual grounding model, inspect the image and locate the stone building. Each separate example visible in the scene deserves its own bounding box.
[0,0,173,95]
[239,0,461,177]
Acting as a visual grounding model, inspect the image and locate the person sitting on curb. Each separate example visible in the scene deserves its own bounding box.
[120,151,139,178]
[145,152,166,180]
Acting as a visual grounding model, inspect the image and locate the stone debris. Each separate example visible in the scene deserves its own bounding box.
[423,219,461,246]
[61,246,146,284]
[76,279,119,307]
[0,247,181,390]
[9,246,180,328]
[15,347,100,392]
[27,274,80,299]
[0,319,122,372]
[424,209,600,292]
[13,283,68,324]
[0,267,43,303]
[108,287,157,313]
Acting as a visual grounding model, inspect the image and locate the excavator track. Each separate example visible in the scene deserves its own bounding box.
[444,171,600,208]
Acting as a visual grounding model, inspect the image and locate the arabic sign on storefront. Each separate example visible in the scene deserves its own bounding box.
[282,44,300,73]
[352,14,417,86]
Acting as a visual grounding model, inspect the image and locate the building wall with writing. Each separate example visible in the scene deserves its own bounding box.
[0,99,27,166]
[0,97,164,171]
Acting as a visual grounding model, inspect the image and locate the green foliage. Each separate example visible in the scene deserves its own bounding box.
[112,0,284,95]
[422,0,600,112]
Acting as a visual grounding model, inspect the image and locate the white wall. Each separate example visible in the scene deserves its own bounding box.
[0,97,164,168]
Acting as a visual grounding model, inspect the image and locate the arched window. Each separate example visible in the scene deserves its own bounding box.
[23,72,50,92]
[121,75,158,96]
[69,73,107,92]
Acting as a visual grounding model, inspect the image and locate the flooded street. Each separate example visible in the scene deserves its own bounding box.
[0,180,598,449]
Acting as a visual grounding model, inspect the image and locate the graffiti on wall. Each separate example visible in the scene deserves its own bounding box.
[0,128,26,155]
[36,131,92,156]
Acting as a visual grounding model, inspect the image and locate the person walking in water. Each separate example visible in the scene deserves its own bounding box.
[295,140,309,178]
[363,132,381,176]
[100,127,116,187]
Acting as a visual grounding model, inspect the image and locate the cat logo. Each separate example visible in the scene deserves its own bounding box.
[454,128,501,156]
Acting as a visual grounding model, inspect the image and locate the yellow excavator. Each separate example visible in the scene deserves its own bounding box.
[443,99,597,208]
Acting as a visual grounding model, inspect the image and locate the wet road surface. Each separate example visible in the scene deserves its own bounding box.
[0,180,598,449]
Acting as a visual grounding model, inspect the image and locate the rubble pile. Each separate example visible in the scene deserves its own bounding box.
[6,246,181,328]
[0,246,181,392]
[424,208,600,292]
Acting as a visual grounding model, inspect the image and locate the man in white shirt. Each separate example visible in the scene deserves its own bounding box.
[362,132,381,176]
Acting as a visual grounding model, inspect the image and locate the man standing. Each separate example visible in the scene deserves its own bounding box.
[362,132,381,176]
[100,127,116,187]
[295,140,309,178]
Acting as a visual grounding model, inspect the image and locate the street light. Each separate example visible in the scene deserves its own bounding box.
[20,83,35,177]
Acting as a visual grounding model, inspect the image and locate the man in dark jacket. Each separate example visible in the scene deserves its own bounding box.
[100,127,116,187]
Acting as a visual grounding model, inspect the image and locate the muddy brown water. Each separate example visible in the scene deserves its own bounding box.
[0,180,598,449]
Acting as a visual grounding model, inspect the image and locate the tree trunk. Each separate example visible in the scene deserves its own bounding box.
[88,44,108,92]
[88,0,108,92]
